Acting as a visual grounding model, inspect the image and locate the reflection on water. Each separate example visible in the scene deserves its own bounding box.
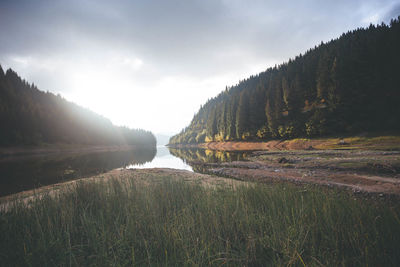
[0,148,156,197]
[168,148,250,173]
[128,147,249,172]
[169,147,249,163]
[128,146,192,171]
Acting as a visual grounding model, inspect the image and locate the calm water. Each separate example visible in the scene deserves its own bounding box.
[0,146,248,197]
[0,148,156,197]
[127,146,192,171]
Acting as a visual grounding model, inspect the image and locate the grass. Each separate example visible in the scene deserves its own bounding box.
[1,175,400,266]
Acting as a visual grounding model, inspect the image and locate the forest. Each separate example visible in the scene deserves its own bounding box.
[170,18,400,145]
[0,67,156,147]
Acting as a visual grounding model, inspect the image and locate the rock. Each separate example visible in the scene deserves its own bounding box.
[338,139,349,145]
[278,157,289,163]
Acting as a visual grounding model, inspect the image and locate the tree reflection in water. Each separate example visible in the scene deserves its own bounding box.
[168,147,249,174]
[0,147,156,197]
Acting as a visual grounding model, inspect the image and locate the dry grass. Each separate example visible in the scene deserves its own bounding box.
[1,169,400,266]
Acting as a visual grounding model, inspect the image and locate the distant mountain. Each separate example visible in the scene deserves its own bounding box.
[155,133,172,146]
[0,66,156,147]
[170,17,400,145]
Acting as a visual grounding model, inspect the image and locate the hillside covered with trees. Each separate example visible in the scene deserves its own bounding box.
[170,18,400,145]
[0,67,156,147]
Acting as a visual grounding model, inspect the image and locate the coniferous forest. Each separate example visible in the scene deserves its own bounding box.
[0,67,156,147]
[170,18,400,145]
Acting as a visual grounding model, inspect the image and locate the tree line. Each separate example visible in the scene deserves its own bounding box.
[0,67,156,147]
[170,17,400,145]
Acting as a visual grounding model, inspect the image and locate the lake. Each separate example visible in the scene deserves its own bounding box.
[127,146,192,171]
[0,146,249,197]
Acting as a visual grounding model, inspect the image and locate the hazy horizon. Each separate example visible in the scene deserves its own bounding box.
[1,0,399,134]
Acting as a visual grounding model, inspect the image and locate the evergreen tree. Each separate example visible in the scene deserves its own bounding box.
[0,67,156,147]
[206,108,217,140]
[235,91,249,139]
[226,96,238,140]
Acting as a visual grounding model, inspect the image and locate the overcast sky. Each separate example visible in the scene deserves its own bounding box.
[0,0,399,134]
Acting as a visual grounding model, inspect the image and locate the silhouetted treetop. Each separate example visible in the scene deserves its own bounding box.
[0,67,156,147]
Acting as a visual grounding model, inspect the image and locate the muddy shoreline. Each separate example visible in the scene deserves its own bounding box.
[168,135,400,151]
[181,149,400,196]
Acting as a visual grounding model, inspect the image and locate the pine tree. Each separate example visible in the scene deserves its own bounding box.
[206,108,217,140]
[235,91,249,139]
[226,97,238,140]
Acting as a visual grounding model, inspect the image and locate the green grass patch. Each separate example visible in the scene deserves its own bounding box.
[1,177,400,266]
[337,161,367,168]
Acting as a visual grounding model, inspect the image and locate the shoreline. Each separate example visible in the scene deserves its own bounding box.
[2,164,399,211]
[168,135,400,151]
[0,144,152,160]
[1,135,399,202]
[0,168,245,211]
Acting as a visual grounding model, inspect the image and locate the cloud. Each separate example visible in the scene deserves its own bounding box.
[383,2,400,22]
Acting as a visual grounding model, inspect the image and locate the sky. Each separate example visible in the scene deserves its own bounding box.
[0,0,399,135]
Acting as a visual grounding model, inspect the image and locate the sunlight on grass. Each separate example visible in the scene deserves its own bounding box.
[1,176,400,266]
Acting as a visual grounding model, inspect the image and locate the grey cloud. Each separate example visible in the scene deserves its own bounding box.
[1,0,398,79]
[383,3,400,22]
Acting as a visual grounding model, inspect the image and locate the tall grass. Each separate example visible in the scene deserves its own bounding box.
[1,176,400,266]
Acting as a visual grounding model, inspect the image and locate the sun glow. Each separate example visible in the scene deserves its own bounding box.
[3,49,275,134]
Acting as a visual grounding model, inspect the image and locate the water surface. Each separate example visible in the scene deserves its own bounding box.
[0,148,156,197]
[127,146,192,171]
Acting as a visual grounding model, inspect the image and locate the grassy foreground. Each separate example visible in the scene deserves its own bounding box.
[1,172,400,266]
